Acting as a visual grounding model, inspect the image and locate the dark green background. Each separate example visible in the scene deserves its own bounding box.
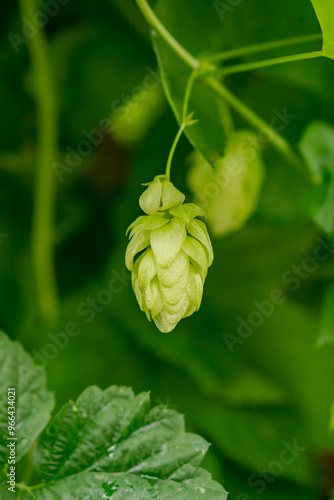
[1,0,334,498]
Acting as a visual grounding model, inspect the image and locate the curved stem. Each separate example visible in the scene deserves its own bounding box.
[29,483,46,491]
[135,0,312,181]
[206,50,323,78]
[166,69,198,180]
[19,0,59,325]
[17,484,38,500]
[205,77,308,177]
[210,33,322,62]
[165,123,186,180]
[181,70,197,122]
[135,0,199,69]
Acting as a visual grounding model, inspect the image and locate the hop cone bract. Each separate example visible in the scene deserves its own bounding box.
[126,175,213,333]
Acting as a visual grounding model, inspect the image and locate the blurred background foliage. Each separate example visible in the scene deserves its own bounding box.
[1,0,334,498]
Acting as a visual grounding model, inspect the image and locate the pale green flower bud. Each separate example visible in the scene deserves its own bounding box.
[126,176,213,333]
[139,175,185,214]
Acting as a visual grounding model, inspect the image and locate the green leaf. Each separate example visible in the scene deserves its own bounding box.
[31,470,227,499]
[310,0,334,58]
[51,23,156,143]
[0,332,54,469]
[318,282,334,346]
[34,386,227,498]
[152,19,227,162]
[35,386,151,480]
[0,488,18,500]
[299,121,334,233]
[257,150,311,223]
[153,0,320,164]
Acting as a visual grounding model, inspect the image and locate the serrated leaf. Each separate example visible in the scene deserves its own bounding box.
[0,332,54,469]
[299,121,334,233]
[310,0,334,59]
[34,385,227,498]
[34,386,151,480]
[92,405,186,473]
[30,470,227,499]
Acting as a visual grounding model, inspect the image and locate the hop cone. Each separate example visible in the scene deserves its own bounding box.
[187,130,264,237]
[126,175,213,333]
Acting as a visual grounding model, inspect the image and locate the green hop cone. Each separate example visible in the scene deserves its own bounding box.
[125,175,213,333]
[187,130,265,237]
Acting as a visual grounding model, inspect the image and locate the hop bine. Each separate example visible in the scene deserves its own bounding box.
[125,175,213,333]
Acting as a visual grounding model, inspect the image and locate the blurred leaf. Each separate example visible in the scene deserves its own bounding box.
[257,151,311,223]
[51,24,154,143]
[0,332,54,468]
[299,121,334,233]
[187,130,265,236]
[0,37,31,151]
[265,57,330,98]
[299,121,334,183]
[318,282,334,346]
[0,489,16,499]
[221,368,289,407]
[111,85,166,146]
[310,0,334,58]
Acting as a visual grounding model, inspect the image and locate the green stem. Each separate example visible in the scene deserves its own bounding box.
[166,69,198,180]
[17,484,38,500]
[19,0,59,325]
[165,123,186,180]
[135,0,199,69]
[207,50,323,77]
[29,483,46,491]
[210,33,322,62]
[135,0,311,180]
[21,443,36,488]
[181,70,197,122]
[205,77,307,176]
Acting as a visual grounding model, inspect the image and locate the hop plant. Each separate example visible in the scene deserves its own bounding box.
[126,175,213,333]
